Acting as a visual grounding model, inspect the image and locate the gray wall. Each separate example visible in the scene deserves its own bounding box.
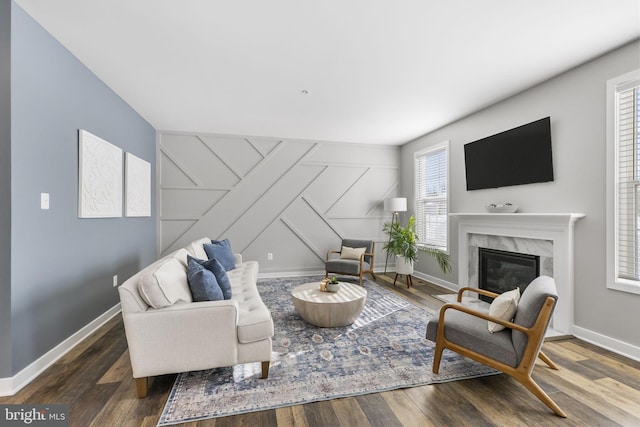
[8,3,156,375]
[159,133,400,273]
[401,40,640,348]
[0,0,12,378]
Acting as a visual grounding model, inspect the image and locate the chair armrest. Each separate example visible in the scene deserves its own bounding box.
[359,252,374,265]
[457,286,499,302]
[327,249,341,260]
[439,302,530,335]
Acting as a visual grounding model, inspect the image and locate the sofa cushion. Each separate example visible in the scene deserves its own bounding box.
[187,259,224,302]
[185,237,210,260]
[204,239,236,271]
[228,261,274,343]
[138,258,192,309]
[187,255,232,300]
[172,248,190,268]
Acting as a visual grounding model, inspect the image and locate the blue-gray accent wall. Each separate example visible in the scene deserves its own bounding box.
[0,0,13,379]
[7,3,157,376]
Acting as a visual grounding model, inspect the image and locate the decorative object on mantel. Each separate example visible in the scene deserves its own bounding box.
[486,203,518,213]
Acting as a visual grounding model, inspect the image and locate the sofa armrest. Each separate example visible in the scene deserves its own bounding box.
[235,253,243,265]
[122,300,242,377]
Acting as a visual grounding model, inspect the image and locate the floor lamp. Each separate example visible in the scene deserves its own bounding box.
[383,197,407,274]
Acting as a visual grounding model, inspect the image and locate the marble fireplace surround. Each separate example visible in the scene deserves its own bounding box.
[451,213,585,335]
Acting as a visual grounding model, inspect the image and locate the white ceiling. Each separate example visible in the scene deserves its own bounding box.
[15,0,640,145]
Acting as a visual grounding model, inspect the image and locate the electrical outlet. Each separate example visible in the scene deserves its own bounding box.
[112,275,118,287]
[267,252,273,261]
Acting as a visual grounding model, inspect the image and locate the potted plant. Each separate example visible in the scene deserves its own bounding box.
[382,215,451,274]
[326,276,341,292]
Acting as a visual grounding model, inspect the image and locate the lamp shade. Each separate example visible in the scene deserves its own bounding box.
[384,197,407,213]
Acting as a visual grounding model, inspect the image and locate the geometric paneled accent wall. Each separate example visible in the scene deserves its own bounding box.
[159,132,401,274]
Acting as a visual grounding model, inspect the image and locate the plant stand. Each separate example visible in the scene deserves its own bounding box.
[393,273,413,288]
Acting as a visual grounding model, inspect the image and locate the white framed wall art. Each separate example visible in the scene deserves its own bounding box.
[78,129,123,218]
[125,152,151,217]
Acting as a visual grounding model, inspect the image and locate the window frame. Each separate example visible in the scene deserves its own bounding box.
[606,68,640,295]
[414,140,450,253]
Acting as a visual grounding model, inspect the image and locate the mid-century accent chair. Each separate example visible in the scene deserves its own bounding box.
[325,239,376,286]
[426,276,566,417]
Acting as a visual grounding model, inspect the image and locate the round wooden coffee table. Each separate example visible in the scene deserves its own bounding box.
[291,282,367,327]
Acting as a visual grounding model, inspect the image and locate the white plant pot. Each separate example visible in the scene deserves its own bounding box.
[396,256,414,275]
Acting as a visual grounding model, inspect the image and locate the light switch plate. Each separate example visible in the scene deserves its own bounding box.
[41,193,50,210]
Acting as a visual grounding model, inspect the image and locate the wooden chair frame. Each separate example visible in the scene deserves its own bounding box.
[432,287,567,418]
[325,242,376,286]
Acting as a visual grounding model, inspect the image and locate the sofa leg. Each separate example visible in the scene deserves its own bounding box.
[261,361,270,379]
[135,377,148,398]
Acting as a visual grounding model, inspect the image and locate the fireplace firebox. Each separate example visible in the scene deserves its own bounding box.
[478,248,540,303]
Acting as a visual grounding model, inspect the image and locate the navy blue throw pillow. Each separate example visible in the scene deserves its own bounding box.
[187,255,232,300]
[187,259,224,302]
[204,239,236,271]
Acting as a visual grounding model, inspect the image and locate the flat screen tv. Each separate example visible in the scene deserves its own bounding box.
[464,117,554,191]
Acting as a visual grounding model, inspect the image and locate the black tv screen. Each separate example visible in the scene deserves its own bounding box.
[464,117,554,191]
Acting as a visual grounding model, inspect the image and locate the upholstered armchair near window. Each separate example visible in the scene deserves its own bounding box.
[325,239,376,286]
[425,276,566,417]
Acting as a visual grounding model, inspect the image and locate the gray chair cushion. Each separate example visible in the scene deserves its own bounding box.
[426,307,518,367]
[512,275,558,365]
[326,259,371,275]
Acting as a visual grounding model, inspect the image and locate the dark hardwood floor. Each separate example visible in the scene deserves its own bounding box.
[2,273,640,426]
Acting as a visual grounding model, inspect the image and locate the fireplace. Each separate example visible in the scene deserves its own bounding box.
[478,248,540,303]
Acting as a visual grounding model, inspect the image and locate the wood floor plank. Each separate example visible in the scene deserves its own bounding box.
[330,397,371,427]
[380,388,436,427]
[275,405,309,427]
[303,400,340,427]
[355,393,403,427]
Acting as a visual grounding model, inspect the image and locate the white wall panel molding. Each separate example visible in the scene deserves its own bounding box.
[159,132,401,272]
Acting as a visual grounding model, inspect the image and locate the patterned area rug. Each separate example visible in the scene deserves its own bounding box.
[157,276,498,425]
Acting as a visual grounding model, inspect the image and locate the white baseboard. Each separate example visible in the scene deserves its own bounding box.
[0,304,122,397]
[572,325,640,362]
[411,270,459,292]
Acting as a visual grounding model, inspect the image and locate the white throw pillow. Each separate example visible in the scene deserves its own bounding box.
[138,258,192,309]
[487,288,521,333]
[340,246,366,260]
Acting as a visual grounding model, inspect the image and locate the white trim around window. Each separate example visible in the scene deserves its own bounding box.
[606,68,640,295]
[414,140,450,252]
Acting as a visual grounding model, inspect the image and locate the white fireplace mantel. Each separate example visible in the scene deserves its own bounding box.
[450,213,585,335]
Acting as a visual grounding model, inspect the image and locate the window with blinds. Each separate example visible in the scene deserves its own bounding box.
[415,142,448,251]
[616,84,640,280]
[608,69,640,294]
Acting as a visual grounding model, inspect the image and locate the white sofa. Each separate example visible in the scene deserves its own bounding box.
[118,237,274,397]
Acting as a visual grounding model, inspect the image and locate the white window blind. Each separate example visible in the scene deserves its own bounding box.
[415,143,448,251]
[615,82,640,282]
